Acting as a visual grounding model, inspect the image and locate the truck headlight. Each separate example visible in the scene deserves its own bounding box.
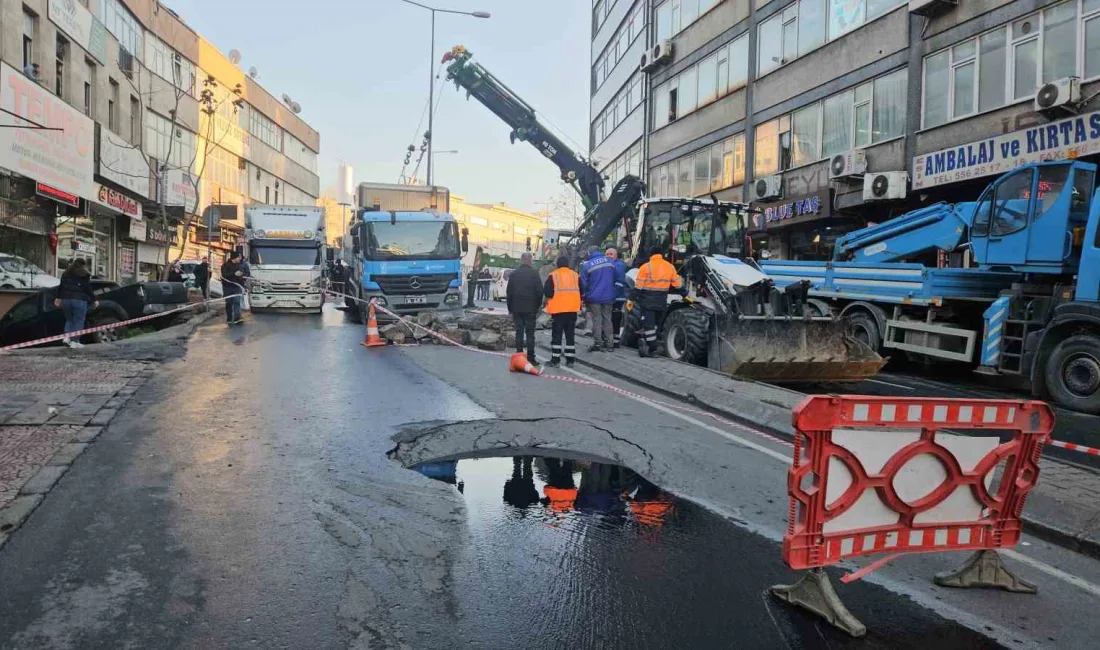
[251,283,265,294]
[444,293,459,305]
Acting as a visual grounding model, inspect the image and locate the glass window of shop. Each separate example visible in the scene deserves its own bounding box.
[56,215,115,280]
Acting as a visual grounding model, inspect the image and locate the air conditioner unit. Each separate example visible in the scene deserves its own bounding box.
[829,149,867,179]
[753,174,782,202]
[642,40,674,72]
[909,0,957,17]
[1035,77,1080,114]
[863,171,908,201]
[118,48,134,77]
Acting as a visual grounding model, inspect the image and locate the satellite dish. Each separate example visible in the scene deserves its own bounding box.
[228,49,242,64]
[281,93,292,104]
[290,101,302,114]
[248,66,258,79]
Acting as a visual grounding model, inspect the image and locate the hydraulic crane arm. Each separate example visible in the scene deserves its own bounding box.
[831,202,973,263]
[442,46,606,211]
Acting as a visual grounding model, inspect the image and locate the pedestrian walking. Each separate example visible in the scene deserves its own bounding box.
[543,255,581,367]
[631,246,686,357]
[167,262,184,283]
[506,252,543,366]
[605,247,628,345]
[220,251,248,325]
[55,258,98,348]
[194,258,211,299]
[579,246,617,351]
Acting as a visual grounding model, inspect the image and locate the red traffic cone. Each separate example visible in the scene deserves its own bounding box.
[509,352,541,375]
[361,301,386,348]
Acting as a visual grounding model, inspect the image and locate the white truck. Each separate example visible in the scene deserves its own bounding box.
[243,205,326,313]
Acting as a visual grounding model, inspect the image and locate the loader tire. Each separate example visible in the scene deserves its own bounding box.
[845,312,880,350]
[620,310,640,348]
[1045,334,1100,415]
[663,308,709,366]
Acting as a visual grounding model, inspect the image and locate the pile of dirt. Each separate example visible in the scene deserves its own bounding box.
[375,308,549,350]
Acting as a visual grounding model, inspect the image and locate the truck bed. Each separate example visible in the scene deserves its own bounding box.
[760,260,1019,306]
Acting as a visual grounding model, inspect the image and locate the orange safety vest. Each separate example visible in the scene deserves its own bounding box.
[546,267,581,314]
[634,254,683,292]
[544,486,578,512]
[628,498,675,527]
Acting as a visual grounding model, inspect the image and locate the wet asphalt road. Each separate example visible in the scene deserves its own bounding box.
[0,307,1098,648]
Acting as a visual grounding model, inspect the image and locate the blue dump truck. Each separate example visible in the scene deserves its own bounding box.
[762,160,1100,414]
[342,183,467,322]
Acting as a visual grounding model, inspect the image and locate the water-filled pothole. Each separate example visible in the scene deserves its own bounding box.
[408,453,1000,649]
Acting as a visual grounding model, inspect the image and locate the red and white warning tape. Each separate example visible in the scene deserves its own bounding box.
[0,294,230,352]
[1047,439,1100,456]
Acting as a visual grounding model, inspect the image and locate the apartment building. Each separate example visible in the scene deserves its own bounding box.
[591,0,648,185]
[451,196,546,258]
[635,0,1100,261]
[0,0,320,283]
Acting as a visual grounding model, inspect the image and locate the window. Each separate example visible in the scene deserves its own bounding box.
[758,11,784,76]
[55,35,67,98]
[1044,2,1078,83]
[978,29,1007,111]
[792,105,820,167]
[592,2,645,91]
[709,143,723,192]
[654,0,721,41]
[729,35,748,90]
[679,66,698,115]
[108,79,119,133]
[990,168,1034,236]
[1086,0,1100,78]
[854,82,872,147]
[145,33,195,93]
[144,111,196,171]
[207,146,245,193]
[828,0,866,40]
[799,0,827,55]
[694,151,710,193]
[593,73,645,145]
[698,53,718,105]
[678,157,692,197]
[923,50,950,128]
[100,0,141,58]
[755,120,780,177]
[732,134,746,187]
[821,90,853,157]
[759,0,901,76]
[129,96,140,144]
[951,41,975,118]
[652,34,747,130]
[23,8,36,73]
[285,132,319,173]
[84,60,94,116]
[871,69,906,142]
[249,108,282,151]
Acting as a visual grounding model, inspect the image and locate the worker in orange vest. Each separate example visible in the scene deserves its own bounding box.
[631,246,687,357]
[543,255,582,367]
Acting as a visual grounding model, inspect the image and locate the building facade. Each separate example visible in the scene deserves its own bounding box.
[623,0,1100,261]
[450,196,546,259]
[0,0,319,286]
[592,0,648,186]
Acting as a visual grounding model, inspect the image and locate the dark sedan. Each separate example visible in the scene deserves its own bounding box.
[0,280,190,347]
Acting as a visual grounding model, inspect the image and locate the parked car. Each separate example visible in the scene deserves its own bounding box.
[490,268,511,301]
[0,254,59,289]
[0,279,189,347]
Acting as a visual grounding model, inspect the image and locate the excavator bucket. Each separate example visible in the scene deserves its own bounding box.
[707,317,887,383]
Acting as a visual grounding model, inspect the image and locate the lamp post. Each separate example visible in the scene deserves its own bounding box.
[430,149,458,183]
[399,1,489,187]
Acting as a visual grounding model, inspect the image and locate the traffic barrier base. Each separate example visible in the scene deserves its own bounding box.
[770,569,866,638]
[509,352,541,376]
[361,301,386,348]
[933,549,1036,593]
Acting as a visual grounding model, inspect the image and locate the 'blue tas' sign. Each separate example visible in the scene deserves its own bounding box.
[912,109,1100,190]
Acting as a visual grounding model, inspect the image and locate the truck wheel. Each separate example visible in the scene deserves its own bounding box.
[1045,334,1100,414]
[663,308,709,365]
[619,309,640,349]
[845,312,880,350]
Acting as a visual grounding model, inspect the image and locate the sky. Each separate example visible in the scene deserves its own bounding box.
[164,0,592,213]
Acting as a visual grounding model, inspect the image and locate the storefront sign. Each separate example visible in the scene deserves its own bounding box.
[73,239,95,254]
[128,218,147,242]
[119,241,136,276]
[913,109,1100,190]
[147,225,179,247]
[95,184,143,220]
[98,130,150,198]
[48,0,107,64]
[158,168,198,208]
[36,182,80,207]
[752,190,832,230]
[0,63,95,201]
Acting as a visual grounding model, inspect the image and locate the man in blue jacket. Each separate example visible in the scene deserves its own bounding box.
[605,247,628,346]
[580,246,618,351]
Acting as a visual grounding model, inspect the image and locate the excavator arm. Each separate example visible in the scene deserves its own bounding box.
[442,46,646,256]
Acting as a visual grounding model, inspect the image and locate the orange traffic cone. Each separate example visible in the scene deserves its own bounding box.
[509,352,541,375]
[361,301,386,348]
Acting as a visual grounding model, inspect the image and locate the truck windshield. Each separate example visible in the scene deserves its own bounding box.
[249,244,321,266]
[366,221,461,260]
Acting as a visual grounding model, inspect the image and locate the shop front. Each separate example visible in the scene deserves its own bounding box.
[89,184,146,285]
[137,224,179,281]
[750,189,858,261]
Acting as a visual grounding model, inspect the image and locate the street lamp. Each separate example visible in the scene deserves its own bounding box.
[399,0,489,187]
[431,149,458,182]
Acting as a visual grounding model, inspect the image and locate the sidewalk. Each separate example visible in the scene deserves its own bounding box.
[535,331,1100,558]
[0,356,152,547]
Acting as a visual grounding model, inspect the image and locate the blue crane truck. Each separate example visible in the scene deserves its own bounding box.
[342,183,467,322]
[762,160,1100,414]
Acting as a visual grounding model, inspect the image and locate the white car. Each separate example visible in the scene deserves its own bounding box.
[0,254,59,290]
[490,268,511,301]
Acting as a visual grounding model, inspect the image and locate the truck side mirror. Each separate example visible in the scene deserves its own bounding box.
[461,227,469,254]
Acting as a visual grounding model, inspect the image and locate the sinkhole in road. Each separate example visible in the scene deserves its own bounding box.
[404,452,1001,649]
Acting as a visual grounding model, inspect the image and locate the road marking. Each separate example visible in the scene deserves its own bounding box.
[564,366,791,463]
[866,378,915,391]
[565,366,1100,600]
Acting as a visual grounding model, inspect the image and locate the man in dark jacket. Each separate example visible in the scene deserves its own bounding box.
[580,247,618,351]
[506,252,543,366]
[193,259,211,298]
[55,258,98,348]
[606,247,628,345]
[220,252,248,325]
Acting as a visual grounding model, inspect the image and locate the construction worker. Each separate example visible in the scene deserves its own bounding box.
[580,246,617,352]
[543,255,581,367]
[631,245,686,357]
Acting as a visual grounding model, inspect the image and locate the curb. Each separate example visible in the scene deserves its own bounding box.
[549,342,1100,561]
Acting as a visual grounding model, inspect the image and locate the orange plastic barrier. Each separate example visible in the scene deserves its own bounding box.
[782,396,1054,570]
